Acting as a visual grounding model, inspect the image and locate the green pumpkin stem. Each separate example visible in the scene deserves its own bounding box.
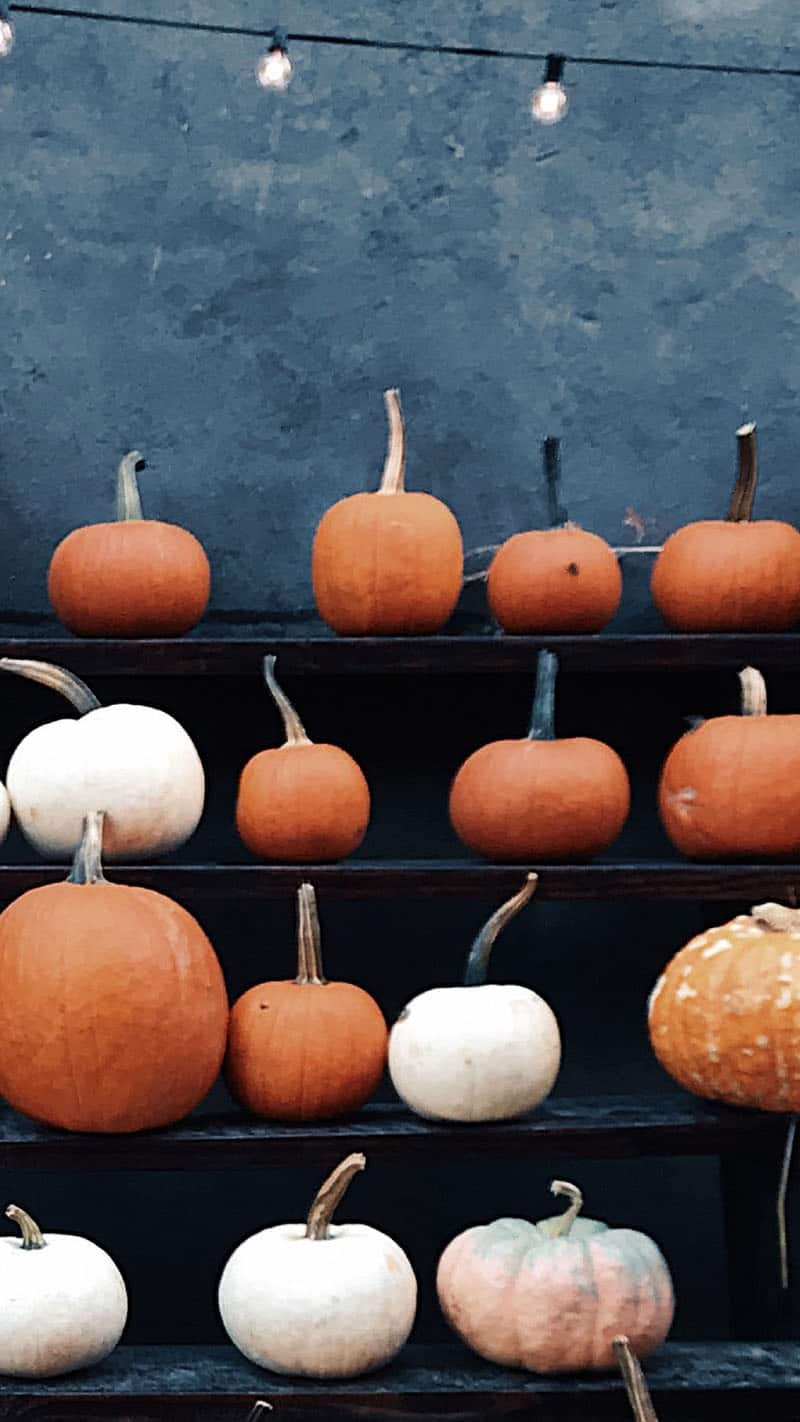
[5,1205,46,1250]
[377,389,406,495]
[0,659,101,716]
[727,423,758,522]
[528,649,558,740]
[613,1337,659,1422]
[739,666,767,717]
[295,883,326,985]
[305,1153,366,1241]
[68,811,108,886]
[116,451,146,521]
[544,437,568,529]
[548,1179,584,1237]
[263,656,311,746]
[778,1116,797,1291]
[463,874,538,986]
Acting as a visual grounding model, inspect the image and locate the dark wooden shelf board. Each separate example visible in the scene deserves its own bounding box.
[0,1095,783,1171]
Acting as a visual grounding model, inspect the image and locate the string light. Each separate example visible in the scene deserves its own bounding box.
[531,54,568,124]
[256,27,292,90]
[0,0,15,56]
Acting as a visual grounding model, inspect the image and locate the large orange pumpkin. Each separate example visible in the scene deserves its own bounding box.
[226,882,388,1120]
[0,811,228,1133]
[312,389,463,635]
[488,438,622,633]
[48,450,210,637]
[449,650,630,861]
[651,423,800,631]
[236,656,370,862]
[649,902,800,1112]
[659,666,800,859]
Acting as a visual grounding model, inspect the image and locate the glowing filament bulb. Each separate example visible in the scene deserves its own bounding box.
[257,41,292,90]
[532,54,568,125]
[0,13,15,57]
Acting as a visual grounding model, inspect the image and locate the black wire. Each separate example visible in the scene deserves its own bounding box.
[8,0,800,79]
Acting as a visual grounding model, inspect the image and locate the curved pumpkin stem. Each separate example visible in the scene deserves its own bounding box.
[263,656,311,747]
[528,649,558,741]
[739,666,767,717]
[305,1153,366,1241]
[295,882,326,984]
[5,1205,46,1251]
[727,423,758,523]
[544,437,568,529]
[548,1179,584,1237]
[246,1406,273,1420]
[116,451,146,522]
[463,874,538,986]
[377,389,406,495]
[614,1337,659,1422]
[68,811,108,885]
[0,659,101,716]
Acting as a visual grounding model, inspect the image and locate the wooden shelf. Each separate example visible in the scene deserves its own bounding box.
[0,1095,783,1171]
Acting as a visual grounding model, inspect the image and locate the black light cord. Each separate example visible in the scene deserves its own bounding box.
[7,2,800,79]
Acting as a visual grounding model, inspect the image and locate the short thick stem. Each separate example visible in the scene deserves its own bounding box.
[528,650,558,740]
[739,666,767,717]
[5,1205,46,1250]
[614,1337,659,1422]
[305,1153,366,1240]
[544,437,568,528]
[463,873,538,986]
[295,883,326,984]
[116,451,146,521]
[727,423,758,522]
[68,812,108,885]
[377,389,406,494]
[0,659,101,715]
[263,656,310,746]
[548,1180,584,1237]
[752,903,800,934]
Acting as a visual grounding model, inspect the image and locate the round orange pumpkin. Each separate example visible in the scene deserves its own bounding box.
[649,903,800,1111]
[488,438,622,633]
[226,882,388,1120]
[651,423,800,631]
[449,649,630,861]
[659,666,800,859]
[0,811,228,1133]
[48,450,210,638]
[437,1178,674,1373]
[236,656,370,862]
[312,389,463,635]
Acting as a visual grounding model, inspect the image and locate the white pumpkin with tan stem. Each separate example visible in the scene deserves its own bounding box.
[0,1203,128,1378]
[1,658,204,859]
[389,874,561,1121]
[219,1154,417,1378]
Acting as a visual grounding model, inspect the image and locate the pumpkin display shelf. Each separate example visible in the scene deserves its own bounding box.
[0,631,799,1419]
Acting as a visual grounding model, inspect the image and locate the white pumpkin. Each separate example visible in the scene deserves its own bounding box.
[389,874,561,1122]
[0,781,10,844]
[0,1204,127,1378]
[1,657,204,860]
[219,1153,417,1379]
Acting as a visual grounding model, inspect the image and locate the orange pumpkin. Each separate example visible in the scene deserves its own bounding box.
[48,450,210,637]
[449,650,630,861]
[659,666,800,859]
[437,1178,674,1373]
[0,811,228,1133]
[649,902,800,1112]
[651,423,800,631]
[488,438,622,633]
[236,656,370,862]
[226,882,388,1120]
[312,389,463,635]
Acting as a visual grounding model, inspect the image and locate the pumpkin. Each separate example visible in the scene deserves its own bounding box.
[312,389,463,635]
[236,657,370,862]
[0,810,228,1132]
[226,882,387,1119]
[48,450,210,638]
[1,657,204,860]
[659,665,800,859]
[389,874,560,1121]
[0,1203,127,1378]
[488,437,622,633]
[651,423,800,631]
[449,649,630,861]
[437,1178,674,1373]
[219,1152,417,1377]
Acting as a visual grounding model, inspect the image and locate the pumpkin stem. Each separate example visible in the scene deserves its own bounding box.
[246,1406,273,1419]
[751,903,800,934]
[528,649,558,740]
[463,874,539,986]
[0,658,101,715]
[544,437,568,528]
[778,1116,797,1291]
[548,1179,584,1236]
[739,666,767,717]
[116,450,146,521]
[5,1205,46,1251]
[613,1337,659,1422]
[727,422,758,522]
[305,1153,366,1241]
[263,656,311,746]
[295,882,326,985]
[377,388,406,495]
[68,811,108,885]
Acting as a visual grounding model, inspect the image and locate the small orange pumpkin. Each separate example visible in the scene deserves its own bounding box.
[0,811,228,1133]
[488,438,622,633]
[449,650,630,861]
[651,422,800,631]
[236,656,370,862]
[312,389,463,635]
[659,666,800,859]
[226,882,388,1120]
[48,451,210,637]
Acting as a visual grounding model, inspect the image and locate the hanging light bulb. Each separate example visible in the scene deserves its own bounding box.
[256,29,292,90]
[531,54,568,124]
[0,1,15,58]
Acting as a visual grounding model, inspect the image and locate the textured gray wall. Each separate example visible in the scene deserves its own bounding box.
[2,0,800,631]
